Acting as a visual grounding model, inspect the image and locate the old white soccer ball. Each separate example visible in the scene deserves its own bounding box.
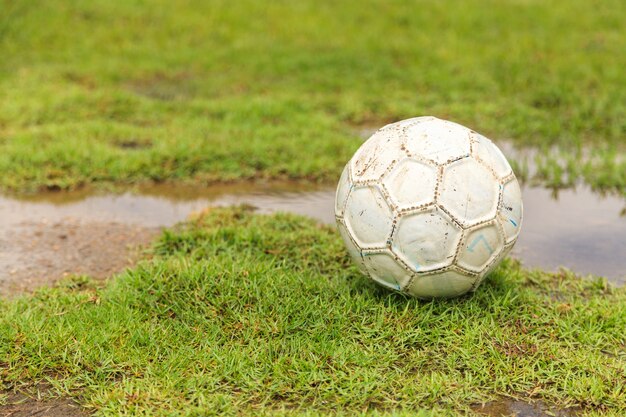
[335,116,523,298]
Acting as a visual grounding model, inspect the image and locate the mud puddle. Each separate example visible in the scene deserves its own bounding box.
[0,181,624,295]
[514,186,626,284]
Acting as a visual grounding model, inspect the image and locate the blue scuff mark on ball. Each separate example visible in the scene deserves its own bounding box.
[509,218,518,227]
[468,234,494,255]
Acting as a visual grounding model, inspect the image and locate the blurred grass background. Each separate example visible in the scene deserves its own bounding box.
[0,0,624,191]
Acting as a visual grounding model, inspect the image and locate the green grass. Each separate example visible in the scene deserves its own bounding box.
[1,208,624,416]
[0,0,625,193]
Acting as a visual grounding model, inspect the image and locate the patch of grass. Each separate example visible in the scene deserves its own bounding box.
[0,0,624,192]
[1,208,624,416]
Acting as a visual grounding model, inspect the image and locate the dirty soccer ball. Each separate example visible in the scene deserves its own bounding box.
[335,116,523,298]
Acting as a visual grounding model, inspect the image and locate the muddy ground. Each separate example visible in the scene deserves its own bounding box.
[0,219,158,295]
[0,385,87,417]
[472,399,580,417]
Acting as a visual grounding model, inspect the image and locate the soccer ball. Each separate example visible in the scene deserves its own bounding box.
[335,116,522,298]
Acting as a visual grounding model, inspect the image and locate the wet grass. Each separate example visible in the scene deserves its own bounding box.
[1,208,624,416]
[0,0,625,193]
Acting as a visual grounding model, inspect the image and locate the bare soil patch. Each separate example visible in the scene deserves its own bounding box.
[473,399,580,417]
[0,219,158,295]
[0,385,87,417]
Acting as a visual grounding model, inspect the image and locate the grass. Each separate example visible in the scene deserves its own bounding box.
[0,0,625,193]
[1,207,625,416]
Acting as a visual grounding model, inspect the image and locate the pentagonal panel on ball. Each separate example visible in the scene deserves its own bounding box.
[406,268,476,299]
[344,185,394,248]
[335,164,352,217]
[457,221,504,274]
[439,158,500,227]
[392,208,462,273]
[362,251,413,291]
[350,129,405,183]
[471,133,513,179]
[382,158,437,211]
[498,178,523,244]
[404,118,471,165]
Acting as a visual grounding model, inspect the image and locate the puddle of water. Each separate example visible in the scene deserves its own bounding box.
[514,186,626,284]
[473,399,579,417]
[4,182,335,227]
[0,181,624,294]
